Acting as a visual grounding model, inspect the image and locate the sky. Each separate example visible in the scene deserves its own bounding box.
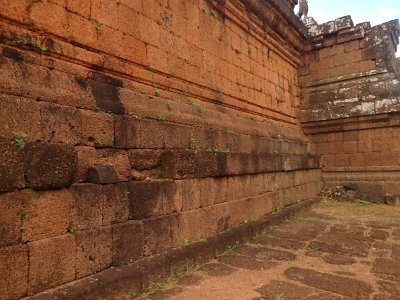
[305,0,400,26]
[303,0,400,56]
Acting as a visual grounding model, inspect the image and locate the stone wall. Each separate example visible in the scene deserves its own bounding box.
[0,0,321,298]
[300,16,400,202]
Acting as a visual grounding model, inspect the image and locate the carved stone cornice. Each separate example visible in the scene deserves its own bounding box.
[239,0,309,51]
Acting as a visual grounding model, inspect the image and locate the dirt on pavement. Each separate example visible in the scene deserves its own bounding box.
[138,200,400,300]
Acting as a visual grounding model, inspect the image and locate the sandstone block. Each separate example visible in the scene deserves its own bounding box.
[114,117,164,149]
[29,1,69,36]
[0,142,25,192]
[75,227,112,278]
[124,181,164,219]
[67,0,91,18]
[28,235,76,294]
[172,209,208,246]
[80,109,114,147]
[87,72,125,114]
[0,244,28,300]
[143,216,172,256]
[0,191,23,246]
[75,146,98,182]
[40,102,82,145]
[0,95,41,141]
[127,149,163,171]
[112,221,144,266]
[22,189,73,242]
[24,142,77,190]
[97,149,131,181]
[70,184,104,230]
[102,183,130,225]
[87,164,119,184]
[177,179,201,211]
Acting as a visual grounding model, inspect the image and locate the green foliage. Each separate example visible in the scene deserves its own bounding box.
[67,226,78,235]
[210,8,218,20]
[124,291,134,300]
[134,263,198,299]
[14,37,48,51]
[252,232,262,240]
[272,150,281,156]
[306,150,315,156]
[227,129,238,136]
[188,134,198,150]
[129,112,141,120]
[146,66,156,73]
[223,241,240,254]
[154,88,161,97]
[188,100,203,113]
[14,132,29,149]
[275,293,285,300]
[95,20,104,32]
[165,101,173,111]
[182,239,190,247]
[157,115,167,121]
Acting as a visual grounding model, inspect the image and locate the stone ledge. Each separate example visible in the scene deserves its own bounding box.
[302,112,400,134]
[25,197,320,300]
[323,166,400,172]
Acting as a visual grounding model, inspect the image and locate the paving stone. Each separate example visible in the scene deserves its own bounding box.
[322,253,356,265]
[372,258,400,281]
[199,262,236,277]
[284,267,373,299]
[377,280,400,297]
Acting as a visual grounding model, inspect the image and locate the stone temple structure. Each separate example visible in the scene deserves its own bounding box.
[0,0,398,299]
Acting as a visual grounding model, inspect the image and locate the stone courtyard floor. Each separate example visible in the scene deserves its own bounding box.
[140,200,400,300]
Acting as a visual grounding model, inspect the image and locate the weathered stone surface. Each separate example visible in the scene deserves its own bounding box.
[0,142,25,192]
[28,235,76,294]
[143,215,172,256]
[0,244,28,300]
[70,184,104,230]
[75,227,112,278]
[88,72,125,114]
[102,183,130,225]
[285,267,373,298]
[22,189,73,242]
[40,102,82,145]
[24,142,77,190]
[124,181,164,219]
[256,280,315,299]
[0,95,41,142]
[0,191,23,246]
[199,263,236,277]
[79,109,114,147]
[97,149,131,181]
[112,221,144,266]
[87,164,119,184]
[372,258,400,281]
